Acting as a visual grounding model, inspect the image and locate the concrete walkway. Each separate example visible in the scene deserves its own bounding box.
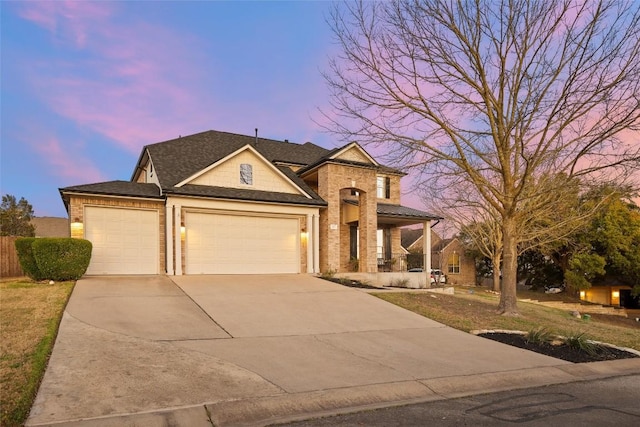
[27,275,640,427]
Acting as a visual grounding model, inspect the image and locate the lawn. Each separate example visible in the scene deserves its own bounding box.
[374,287,640,352]
[0,279,75,427]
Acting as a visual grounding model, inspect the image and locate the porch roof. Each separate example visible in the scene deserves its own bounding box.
[344,200,442,226]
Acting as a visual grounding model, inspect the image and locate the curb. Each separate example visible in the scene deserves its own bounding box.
[27,358,640,427]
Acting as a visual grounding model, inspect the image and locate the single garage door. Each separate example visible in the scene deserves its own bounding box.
[84,206,158,275]
[186,212,299,274]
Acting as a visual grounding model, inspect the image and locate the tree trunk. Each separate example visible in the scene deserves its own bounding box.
[498,217,519,315]
[492,253,501,292]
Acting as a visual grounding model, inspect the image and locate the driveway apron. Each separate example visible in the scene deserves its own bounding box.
[28,274,575,426]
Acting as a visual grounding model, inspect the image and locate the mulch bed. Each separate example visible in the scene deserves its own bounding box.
[479,332,639,363]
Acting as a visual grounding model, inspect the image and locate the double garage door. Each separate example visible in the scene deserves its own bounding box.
[84,206,159,275]
[186,212,300,274]
[83,207,300,275]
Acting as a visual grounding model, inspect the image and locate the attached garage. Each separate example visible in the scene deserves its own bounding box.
[186,212,300,274]
[84,206,159,275]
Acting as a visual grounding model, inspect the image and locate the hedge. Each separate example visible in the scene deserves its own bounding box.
[14,237,45,280]
[15,238,92,281]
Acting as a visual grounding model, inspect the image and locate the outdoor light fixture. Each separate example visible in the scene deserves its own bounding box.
[70,218,83,237]
[579,291,586,299]
[612,290,620,298]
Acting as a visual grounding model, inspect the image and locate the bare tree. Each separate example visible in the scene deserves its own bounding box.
[323,0,640,314]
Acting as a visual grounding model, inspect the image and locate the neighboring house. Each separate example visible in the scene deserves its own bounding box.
[580,283,640,309]
[31,217,70,237]
[402,229,476,285]
[60,130,440,276]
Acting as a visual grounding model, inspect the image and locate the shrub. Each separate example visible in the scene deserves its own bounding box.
[14,237,45,280]
[525,326,554,345]
[390,278,410,288]
[564,331,598,356]
[31,238,92,281]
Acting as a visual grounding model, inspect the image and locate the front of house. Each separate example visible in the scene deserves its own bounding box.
[60,130,440,276]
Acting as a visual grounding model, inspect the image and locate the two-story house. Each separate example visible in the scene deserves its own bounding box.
[60,130,440,276]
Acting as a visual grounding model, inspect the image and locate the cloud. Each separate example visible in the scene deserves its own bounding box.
[17,1,219,153]
[17,0,113,48]
[31,135,107,184]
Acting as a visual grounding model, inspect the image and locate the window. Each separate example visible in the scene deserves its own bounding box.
[240,163,253,185]
[376,176,390,199]
[447,252,460,274]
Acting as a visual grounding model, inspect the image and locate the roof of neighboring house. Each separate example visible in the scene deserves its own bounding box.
[432,237,456,252]
[30,217,70,237]
[401,228,424,248]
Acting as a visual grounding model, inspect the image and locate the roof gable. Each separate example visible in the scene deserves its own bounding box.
[177,145,311,198]
[144,130,330,188]
[331,143,379,165]
[329,142,379,166]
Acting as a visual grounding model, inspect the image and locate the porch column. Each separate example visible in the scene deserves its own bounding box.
[174,206,182,275]
[359,191,378,272]
[306,214,314,273]
[423,220,431,287]
[313,213,320,274]
[165,205,174,275]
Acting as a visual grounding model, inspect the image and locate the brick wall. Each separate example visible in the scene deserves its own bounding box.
[317,163,379,273]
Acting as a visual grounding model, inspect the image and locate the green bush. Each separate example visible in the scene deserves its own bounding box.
[31,238,92,281]
[14,237,45,280]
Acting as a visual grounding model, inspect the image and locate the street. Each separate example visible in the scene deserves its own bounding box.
[280,374,640,426]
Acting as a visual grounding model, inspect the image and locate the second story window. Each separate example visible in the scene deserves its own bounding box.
[240,163,253,185]
[377,176,390,199]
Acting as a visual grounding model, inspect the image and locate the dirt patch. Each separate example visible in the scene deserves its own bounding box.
[587,313,640,329]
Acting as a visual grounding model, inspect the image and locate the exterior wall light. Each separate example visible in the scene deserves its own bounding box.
[70,218,83,238]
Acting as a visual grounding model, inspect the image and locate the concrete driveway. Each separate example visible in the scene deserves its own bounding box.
[26,275,639,426]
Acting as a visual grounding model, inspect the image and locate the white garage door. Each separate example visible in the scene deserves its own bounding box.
[186,213,299,274]
[85,207,158,275]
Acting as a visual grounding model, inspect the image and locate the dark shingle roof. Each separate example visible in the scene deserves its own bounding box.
[401,228,424,248]
[167,185,326,206]
[344,200,441,221]
[145,130,330,188]
[60,181,162,198]
[377,202,442,220]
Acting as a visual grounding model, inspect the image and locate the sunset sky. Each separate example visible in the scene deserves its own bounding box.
[1,1,637,219]
[1,1,354,217]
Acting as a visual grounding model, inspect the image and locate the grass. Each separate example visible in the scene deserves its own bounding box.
[0,279,75,427]
[374,286,640,352]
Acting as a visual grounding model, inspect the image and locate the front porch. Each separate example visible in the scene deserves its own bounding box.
[336,198,441,274]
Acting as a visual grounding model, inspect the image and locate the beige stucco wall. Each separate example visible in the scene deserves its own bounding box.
[188,149,301,194]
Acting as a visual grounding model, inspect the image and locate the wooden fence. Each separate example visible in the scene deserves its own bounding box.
[1,236,25,278]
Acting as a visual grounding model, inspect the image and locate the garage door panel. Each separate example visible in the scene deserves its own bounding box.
[85,207,158,275]
[186,213,299,274]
